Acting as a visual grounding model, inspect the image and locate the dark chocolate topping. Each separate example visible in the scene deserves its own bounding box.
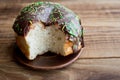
[13,2,84,52]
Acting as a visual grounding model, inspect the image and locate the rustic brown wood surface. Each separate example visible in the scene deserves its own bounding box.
[0,0,120,80]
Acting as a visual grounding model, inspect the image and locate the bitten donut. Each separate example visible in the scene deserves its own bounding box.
[13,2,84,60]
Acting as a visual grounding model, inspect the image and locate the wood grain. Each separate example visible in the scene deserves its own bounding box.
[0,0,120,80]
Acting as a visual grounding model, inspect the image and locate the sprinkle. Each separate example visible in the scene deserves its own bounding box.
[59,13,63,19]
[29,21,32,24]
[15,23,19,28]
[27,18,32,21]
[62,25,65,31]
[20,28,22,32]
[16,25,20,31]
[20,16,25,20]
[21,7,27,13]
[34,2,44,6]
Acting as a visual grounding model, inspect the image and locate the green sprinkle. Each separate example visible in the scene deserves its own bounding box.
[21,7,27,12]
[21,2,42,14]
[27,18,32,21]
[15,23,19,28]
[16,25,20,31]
[59,13,63,19]
[20,16,25,20]
[65,21,78,37]
[50,14,56,22]
[34,2,44,6]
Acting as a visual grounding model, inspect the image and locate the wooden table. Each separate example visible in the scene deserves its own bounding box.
[0,0,120,80]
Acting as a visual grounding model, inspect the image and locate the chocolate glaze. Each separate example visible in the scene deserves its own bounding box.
[13,2,84,52]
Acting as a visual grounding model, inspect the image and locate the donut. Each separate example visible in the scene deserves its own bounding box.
[13,2,84,60]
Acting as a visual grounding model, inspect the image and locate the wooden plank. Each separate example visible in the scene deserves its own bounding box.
[0,56,120,80]
[0,0,120,3]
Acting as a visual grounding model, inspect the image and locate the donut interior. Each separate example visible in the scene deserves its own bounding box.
[16,22,73,60]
